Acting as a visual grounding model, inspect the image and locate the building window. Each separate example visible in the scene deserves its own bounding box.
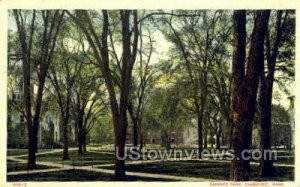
[152,138,155,143]
[12,93,21,101]
[7,115,12,124]
[45,116,49,124]
[20,115,24,123]
[171,138,175,143]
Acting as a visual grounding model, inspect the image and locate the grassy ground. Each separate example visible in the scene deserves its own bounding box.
[99,160,294,181]
[7,169,177,181]
[7,149,55,156]
[7,161,57,172]
[31,150,115,166]
[6,148,294,181]
[7,149,29,156]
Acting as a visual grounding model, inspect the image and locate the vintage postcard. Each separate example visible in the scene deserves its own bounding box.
[0,0,299,187]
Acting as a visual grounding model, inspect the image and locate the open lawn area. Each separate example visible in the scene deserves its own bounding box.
[7,161,58,172]
[16,150,115,166]
[7,148,294,181]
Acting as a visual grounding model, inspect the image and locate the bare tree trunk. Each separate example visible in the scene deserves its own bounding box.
[216,133,221,149]
[229,119,234,149]
[259,10,286,177]
[132,119,138,147]
[210,137,214,149]
[243,124,253,172]
[62,118,69,160]
[128,103,138,149]
[78,134,83,155]
[259,76,276,177]
[230,10,247,179]
[27,124,38,169]
[77,110,84,155]
[230,10,270,181]
[204,128,208,149]
[197,113,203,155]
[83,132,87,153]
[130,118,139,158]
[74,122,79,143]
[114,114,128,180]
[139,132,144,150]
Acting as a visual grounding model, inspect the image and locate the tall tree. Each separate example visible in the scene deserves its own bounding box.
[13,10,64,169]
[68,10,139,180]
[230,10,270,181]
[72,69,105,155]
[159,10,232,154]
[47,38,83,159]
[127,25,155,150]
[259,10,294,177]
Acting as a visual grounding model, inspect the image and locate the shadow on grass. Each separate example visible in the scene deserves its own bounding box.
[16,150,115,166]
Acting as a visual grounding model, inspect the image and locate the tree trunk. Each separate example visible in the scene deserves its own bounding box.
[27,124,38,170]
[78,133,83,155]
[259,67,276,177]
[83,132,87,153]
[114,114,128,181]
[128,102,139,149]
[230,10,270,181]
[130,117,139,158]
[204,128,208,149]
[230,10,247,180]
[260,106,276,177]
[259,10,286,177]
[132,119,138,147]
[216,133,221,149]
[197,113,203,155]
[77,110,84,155]
[139,133,144,150]
[243,123,253,173]
[74,122,79,143]
[229,119,234,149]
[210,137,214,149]
[62,119,69,160]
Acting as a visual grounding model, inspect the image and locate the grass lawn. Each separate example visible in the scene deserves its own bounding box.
[29,150,115,166]
[7,149,53,156]
[7,169,177,181]
[7,149,29,156]
[7,161,57,172]
[99,160,294,181]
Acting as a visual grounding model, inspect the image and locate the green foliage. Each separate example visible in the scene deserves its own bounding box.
[89,112,114,144]
[142,84,192,141]
[7,10,295,154]
[7,120,27,148]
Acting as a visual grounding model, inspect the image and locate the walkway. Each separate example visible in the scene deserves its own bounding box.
[7,151,220,181]
[7,148,293,181]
